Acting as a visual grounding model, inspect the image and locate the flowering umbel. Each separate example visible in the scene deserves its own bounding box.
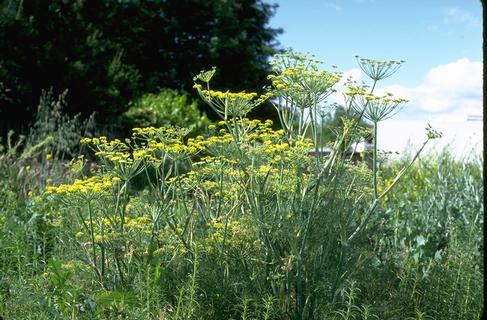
[355,56,405,81]
[193,68,271,119]
[349,92,408,123]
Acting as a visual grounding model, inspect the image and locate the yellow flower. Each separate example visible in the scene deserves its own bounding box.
[45,175,120,196]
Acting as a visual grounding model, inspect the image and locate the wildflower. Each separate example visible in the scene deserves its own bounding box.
[425,124,442,140]
[193,69,271,118]
[197,89,269,118]
[193,66,216,83]
[350,93,408,123]
[256,165,274,177]
[355,56,405,81]
[45,175,120,196]
[80,137,92,144]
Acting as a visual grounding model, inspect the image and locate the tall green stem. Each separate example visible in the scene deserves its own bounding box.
[348,137,431,242]
[87,200,103,286]
[373,122,378,199]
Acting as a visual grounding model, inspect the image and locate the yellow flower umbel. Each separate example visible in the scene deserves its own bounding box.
[81,136,146,180]
[194,86,271,119]
[268,52,341,109]
[81,137,132,164]
[266,51,342,141]
[132,126,206,162]
[193,68,271,119]
[350,92,408,123]
[45,175,120,197]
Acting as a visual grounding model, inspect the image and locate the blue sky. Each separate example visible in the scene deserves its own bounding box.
[266,0,483,158]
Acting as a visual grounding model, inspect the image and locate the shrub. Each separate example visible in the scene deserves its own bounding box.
[122,89,210,136]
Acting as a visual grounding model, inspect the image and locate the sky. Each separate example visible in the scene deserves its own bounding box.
[266,0,483,159]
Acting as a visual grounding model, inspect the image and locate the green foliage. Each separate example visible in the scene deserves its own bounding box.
[0,95,99,319]
[0,53,483,320]
[0,0,282,133]
[372,151,484,319]
[123,89,210,135]
[26,89,96,160]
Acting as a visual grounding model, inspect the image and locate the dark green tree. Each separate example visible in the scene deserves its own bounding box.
[0,0,282,134]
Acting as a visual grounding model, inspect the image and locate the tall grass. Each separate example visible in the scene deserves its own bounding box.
[374,150,483,319]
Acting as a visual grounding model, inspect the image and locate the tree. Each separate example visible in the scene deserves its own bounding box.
[0,0,282,135]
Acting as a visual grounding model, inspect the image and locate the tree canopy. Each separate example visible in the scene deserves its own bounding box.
[0,0,282,134]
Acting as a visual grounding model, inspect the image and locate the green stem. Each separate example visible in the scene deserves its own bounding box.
[87,201,97,267]
[347,137,431,242]
[114,181,127,233]
[87,200,103,286]
[100,222,105,279]
[373,121,378,199]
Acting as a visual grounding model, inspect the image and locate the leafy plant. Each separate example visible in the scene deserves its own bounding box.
[0,50,482,320]
[123,89,210,136]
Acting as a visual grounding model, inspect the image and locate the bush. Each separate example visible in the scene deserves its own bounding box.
[122,89,209,135]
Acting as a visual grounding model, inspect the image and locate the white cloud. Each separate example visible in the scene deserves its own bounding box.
[327,59,482,118]
[377,58,482,114]
[324,59,483,158]
[378,116,482,159]
[377,59,482,158]
[443,7,481,27]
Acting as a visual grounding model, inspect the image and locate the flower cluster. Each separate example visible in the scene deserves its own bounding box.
[349,92,408,123]
[268,52,342,109]
[132,126,190,141]
[355,56,405,81]
[193,66,216,83]
[45,175,120,195]
[81,137,133,164]
[193,84,272,118]
[201,216,260,254]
